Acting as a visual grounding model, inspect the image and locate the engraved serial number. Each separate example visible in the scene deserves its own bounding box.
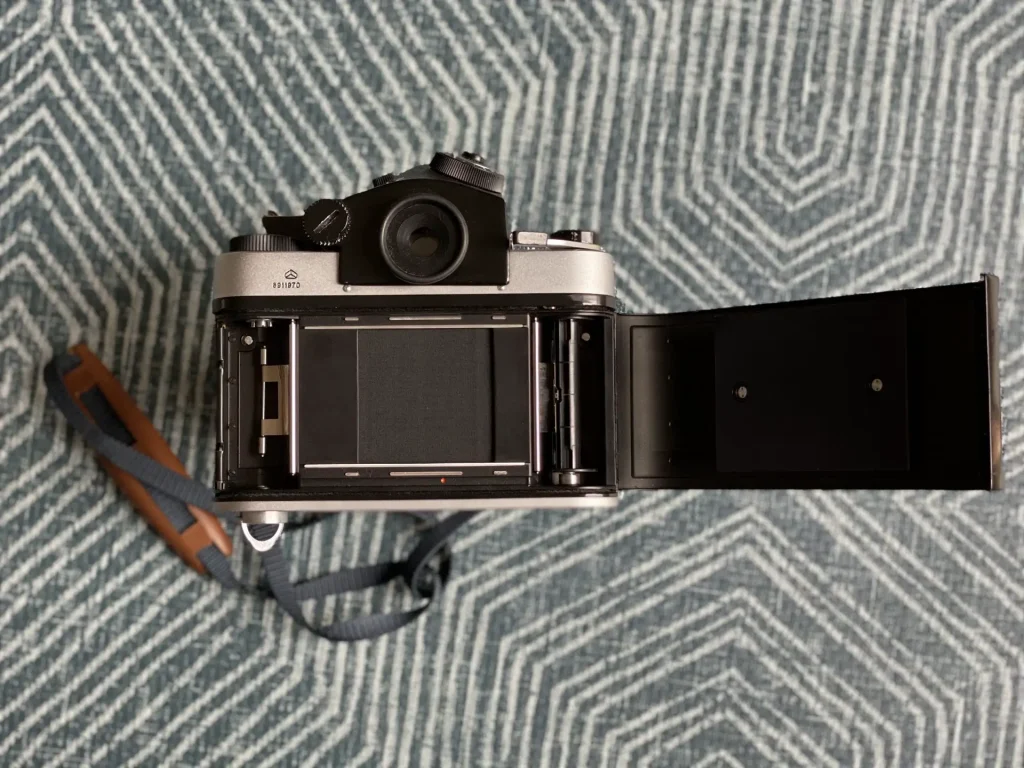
[273,281,301,289]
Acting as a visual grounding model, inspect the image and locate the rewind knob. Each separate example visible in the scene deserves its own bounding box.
[302,199,351,247]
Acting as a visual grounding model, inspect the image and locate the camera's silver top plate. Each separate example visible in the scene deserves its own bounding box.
[212,247,617,301]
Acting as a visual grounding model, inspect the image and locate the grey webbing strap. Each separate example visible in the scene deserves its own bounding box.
[45,354,476,642]
[44,358,216,511]
[207,513,472,641]
[292,561,397,599]
[149,487,197,534]
[197,545,246,591]
[250,512,474,641]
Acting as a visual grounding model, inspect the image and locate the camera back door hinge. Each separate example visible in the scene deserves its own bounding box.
[615,276,1002,491]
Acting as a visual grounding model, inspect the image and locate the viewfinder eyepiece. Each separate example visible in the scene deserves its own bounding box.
[379,194,469,284]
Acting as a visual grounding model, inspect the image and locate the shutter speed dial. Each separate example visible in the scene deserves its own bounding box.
[430,151,505,194]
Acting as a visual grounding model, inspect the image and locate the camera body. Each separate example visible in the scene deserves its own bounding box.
[213,152,1002,523]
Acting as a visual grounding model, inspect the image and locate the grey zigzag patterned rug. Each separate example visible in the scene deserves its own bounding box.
[2,1,1023,766]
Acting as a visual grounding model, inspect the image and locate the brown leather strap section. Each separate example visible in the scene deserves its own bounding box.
[61,344,232,573]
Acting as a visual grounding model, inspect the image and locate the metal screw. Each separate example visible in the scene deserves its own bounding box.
[242,335,254,346]
[871,378,883,392]
[735,385,749,400]
[343,284,353,292]
[581,332,591,341]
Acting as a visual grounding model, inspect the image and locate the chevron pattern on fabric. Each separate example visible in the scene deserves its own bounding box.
[1,1,1022,766]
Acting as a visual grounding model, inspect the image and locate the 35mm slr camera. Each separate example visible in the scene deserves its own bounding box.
[213,151,1002,523]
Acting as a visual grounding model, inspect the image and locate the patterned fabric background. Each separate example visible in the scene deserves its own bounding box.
[1,1,1022,766]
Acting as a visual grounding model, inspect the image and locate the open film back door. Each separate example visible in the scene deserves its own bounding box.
[616,276,1002,490]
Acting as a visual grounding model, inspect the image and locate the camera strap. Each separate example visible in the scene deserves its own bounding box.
[44,347,475,642]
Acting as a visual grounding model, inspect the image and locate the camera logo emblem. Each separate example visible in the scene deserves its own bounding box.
[273,269,301,289]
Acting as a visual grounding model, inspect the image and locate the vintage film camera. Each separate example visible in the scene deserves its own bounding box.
[213,152,1002,524]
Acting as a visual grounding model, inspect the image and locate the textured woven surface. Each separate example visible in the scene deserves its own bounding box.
[2,2,1023,766]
